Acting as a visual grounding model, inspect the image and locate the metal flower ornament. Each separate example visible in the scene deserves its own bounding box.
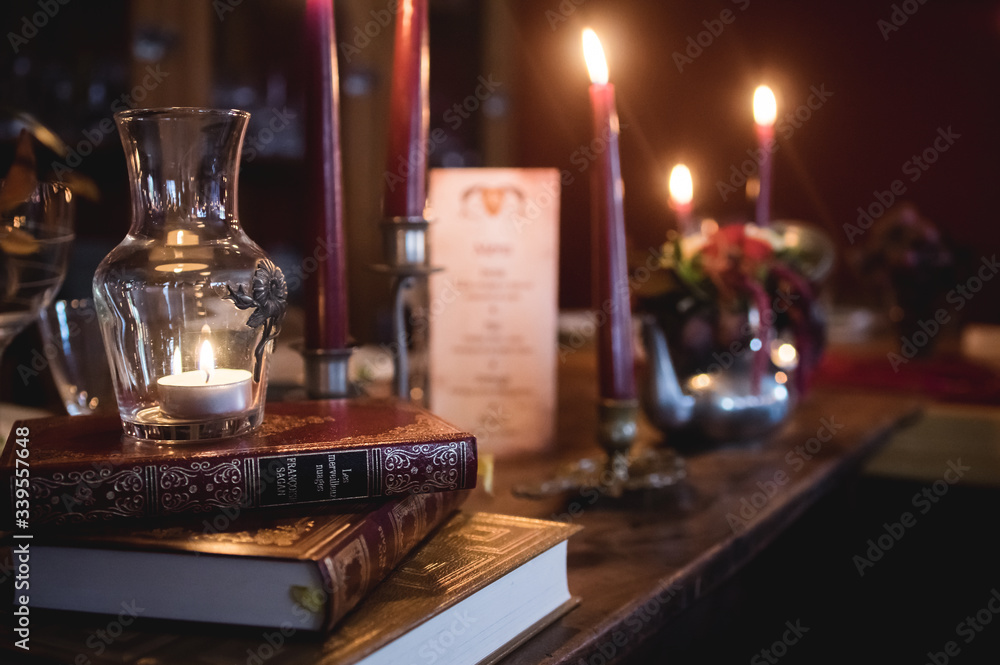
[224,259,288,382]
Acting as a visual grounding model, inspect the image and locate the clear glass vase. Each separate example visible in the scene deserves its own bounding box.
[94,108,286,443]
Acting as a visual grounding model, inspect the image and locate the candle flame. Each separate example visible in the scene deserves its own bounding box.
[198,340,215,381]
[668,164,693,207]
[753,85,777,126]
[171,344,182,376]
[582,29,609,85]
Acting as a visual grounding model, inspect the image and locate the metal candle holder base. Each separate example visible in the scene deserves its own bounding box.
[512,398,687,499]
[372,216,442,401]
[302,347,354,399]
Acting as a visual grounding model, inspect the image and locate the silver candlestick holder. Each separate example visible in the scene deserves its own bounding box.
[302,347,354,399]
[512,398,686,499]
[373,215,442,401]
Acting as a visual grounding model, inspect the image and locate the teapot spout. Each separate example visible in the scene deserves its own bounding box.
[639,315,696,430]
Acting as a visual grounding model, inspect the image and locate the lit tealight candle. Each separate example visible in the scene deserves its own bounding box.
[753,85,777,226]
[668,163,694,234]
[157,340,252,419]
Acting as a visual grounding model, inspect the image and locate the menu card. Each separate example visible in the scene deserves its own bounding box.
[427,168,560,456]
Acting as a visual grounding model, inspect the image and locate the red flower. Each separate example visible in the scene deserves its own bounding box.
[701,223,775,265]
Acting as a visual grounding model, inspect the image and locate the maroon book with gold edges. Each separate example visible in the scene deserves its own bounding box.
[11,490,468,633]
[2,399,476,527]
[2,510,580,662]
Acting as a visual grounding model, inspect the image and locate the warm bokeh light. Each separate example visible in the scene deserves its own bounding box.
[690,373,712,390]
[771,342,799,368]
[777,343,797,364]
[753,85,777,126]
[582,29,609,85]
[668,164,693,207]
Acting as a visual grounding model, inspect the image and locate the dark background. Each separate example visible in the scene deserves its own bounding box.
[2,2,1000,660]
[2,0,997,319]
[511,0,997,318]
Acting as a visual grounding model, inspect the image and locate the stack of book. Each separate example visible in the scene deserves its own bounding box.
[1,399,580,664]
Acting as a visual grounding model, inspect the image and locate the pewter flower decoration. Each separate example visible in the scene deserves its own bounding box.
[224,259,287,382]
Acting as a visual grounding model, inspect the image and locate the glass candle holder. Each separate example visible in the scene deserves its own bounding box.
[94,108,286,443]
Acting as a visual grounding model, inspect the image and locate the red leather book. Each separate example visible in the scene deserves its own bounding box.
[13,490,468,632]
[2,399,476,527]
[5,511,580,663]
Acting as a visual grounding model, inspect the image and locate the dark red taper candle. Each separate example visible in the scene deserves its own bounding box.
[304,0,349,350]
[584,29,636,402]
[383,0,429,218]
[753,85,777,227]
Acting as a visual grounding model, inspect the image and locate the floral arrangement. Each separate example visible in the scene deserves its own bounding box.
[641,221,827,394]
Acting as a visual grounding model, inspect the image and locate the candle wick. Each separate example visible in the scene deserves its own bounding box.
[204,369,211,384]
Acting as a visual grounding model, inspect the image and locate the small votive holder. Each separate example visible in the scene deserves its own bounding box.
[93,108,286,443]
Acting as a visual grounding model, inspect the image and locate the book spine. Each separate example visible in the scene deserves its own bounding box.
[315,489,468,631]
[18,438,477,527]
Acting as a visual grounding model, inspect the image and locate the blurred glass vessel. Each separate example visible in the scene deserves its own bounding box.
[0,179,75,363]
[37,299,115,416]
[93,108,285,443]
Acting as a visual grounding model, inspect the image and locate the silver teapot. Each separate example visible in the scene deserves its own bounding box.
[638,220,834,445]
[640,314,795,442]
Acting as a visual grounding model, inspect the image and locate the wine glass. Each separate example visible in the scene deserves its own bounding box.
[0,180,75,363]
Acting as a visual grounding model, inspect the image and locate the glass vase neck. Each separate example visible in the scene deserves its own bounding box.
[115,108,249,238]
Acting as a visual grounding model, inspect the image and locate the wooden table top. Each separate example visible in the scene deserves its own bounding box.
[1,345,922,664]
[473,347,922,664]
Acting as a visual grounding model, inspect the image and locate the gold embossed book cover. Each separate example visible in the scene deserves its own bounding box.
[324,512,581,665]
[1,398,477,527]
[4,490,467,634]
[3,512,580,665]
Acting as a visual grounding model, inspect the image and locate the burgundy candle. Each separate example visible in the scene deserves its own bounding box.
[384,0,429,218]
[304,0,348,350]
[583,29,636,402]
[753,85,777,226]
